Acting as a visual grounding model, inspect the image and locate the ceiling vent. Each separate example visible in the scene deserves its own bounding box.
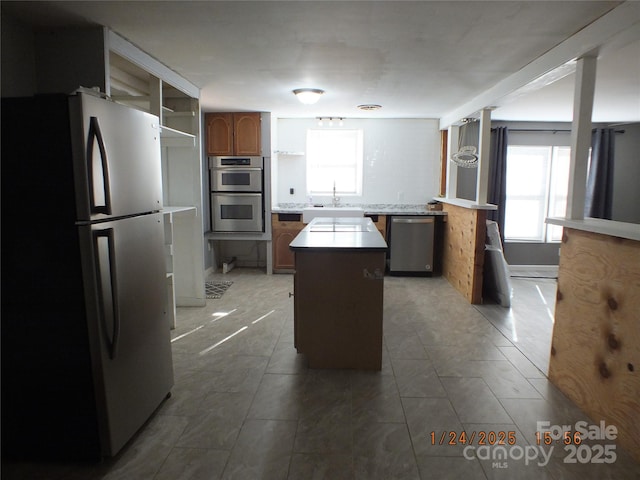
[357,104,382,111]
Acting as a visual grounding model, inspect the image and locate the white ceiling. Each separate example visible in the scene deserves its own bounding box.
[4,1,640,123]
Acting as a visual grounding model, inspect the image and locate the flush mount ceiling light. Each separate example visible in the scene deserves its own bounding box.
[293,88,324,105]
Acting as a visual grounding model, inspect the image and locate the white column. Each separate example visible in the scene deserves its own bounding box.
[475,108,492,205]
[445,125,460,198]
[566,55,597,220]
[149,75,163,124]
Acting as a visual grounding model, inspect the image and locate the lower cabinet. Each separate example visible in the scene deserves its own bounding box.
[366,214,387,240]
[272,213,304,272]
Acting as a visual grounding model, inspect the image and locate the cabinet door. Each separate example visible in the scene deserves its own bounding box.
[205,113,233,155]
[273,230,297,270]
[233,113,261,156]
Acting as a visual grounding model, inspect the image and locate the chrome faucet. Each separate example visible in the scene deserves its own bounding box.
[332,182,340,206]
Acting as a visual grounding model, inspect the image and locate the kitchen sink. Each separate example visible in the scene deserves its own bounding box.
[302,206,364,223]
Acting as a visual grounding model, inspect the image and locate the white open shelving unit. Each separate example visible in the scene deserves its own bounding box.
[31,27,212,326]
[107,33,207,326]
[34,27,209,327]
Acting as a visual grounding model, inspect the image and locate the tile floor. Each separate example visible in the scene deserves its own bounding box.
[3,270,639,479]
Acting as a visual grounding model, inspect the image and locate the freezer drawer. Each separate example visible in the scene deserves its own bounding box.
[389,216,435,273]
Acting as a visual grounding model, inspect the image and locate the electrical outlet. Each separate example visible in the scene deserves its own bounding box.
[290,187,295,195]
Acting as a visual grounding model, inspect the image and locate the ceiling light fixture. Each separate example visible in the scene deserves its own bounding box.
[317,117,345,127]
[293,88,324,105]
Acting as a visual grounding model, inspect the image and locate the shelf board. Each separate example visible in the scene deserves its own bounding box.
[164,110,196,118]
[275,150,305,156]
[111,95,151,109]
[160,125,196,147]
[163,205,197,215]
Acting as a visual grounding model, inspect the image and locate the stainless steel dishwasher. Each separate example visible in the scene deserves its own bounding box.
[389,216,435,274]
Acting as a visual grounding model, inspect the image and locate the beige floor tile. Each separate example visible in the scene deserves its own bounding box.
[4,270,639,480]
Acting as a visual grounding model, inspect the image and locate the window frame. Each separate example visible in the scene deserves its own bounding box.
[305,128,364,197]
[504,144,571,243]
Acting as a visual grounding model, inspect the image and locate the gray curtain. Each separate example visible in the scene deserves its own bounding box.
[585,128,615,219]
[488,127,509,240]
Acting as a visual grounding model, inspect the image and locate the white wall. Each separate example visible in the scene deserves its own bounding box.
[274,118,441,205]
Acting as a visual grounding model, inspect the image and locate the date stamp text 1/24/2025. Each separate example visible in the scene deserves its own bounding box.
[430,421,618,468]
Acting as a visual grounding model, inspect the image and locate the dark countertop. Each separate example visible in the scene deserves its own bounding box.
[289,217,388,251]
[272,203,447,216]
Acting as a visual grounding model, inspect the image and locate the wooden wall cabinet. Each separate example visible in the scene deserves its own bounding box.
[206,112,261,156]
[272,213,304,271]
[205,113,232,155]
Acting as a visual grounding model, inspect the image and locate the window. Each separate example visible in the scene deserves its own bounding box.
[306,129,363,196]
[504,145,571,242]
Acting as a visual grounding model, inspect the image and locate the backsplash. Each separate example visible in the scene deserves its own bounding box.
[273,118,441,206]
[273,202,444,215]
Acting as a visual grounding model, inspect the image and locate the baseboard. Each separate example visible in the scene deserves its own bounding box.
[175,296,207,307]
[509,265,559,278]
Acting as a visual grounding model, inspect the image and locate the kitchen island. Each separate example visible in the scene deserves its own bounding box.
[289,217,387,370]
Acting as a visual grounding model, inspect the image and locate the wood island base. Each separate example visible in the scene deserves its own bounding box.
[290,217,388,370]
[294,250,385,370]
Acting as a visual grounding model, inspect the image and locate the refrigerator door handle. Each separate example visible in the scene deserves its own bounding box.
[94,228,120,360]
[87,116,112,216]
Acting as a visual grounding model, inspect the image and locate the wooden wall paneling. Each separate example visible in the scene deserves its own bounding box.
[441,203,486,304]
[549,228,640,462]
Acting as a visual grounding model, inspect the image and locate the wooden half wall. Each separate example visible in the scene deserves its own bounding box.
[549,228,640,462]
[441,203,487,304]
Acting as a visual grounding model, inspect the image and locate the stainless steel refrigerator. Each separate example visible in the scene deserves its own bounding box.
[1,92,174,460]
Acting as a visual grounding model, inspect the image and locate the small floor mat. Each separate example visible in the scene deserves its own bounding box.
[205,281,233,299]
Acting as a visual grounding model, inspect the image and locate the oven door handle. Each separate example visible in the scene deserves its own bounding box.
[213,167,262,171]
[212,193,263,197]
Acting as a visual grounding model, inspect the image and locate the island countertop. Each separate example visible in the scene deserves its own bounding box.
[289,217,388,251]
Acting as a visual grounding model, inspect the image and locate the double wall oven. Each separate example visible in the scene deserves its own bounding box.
[209,156,264,233]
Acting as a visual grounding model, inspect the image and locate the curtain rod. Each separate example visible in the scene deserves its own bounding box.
[502,128,625,134]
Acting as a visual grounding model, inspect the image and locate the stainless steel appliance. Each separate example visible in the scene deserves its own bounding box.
[209,156,264,232]
[389,216,435,274]
[1,92,174,460]
[211,192,264,232]
[209,155,263,192]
